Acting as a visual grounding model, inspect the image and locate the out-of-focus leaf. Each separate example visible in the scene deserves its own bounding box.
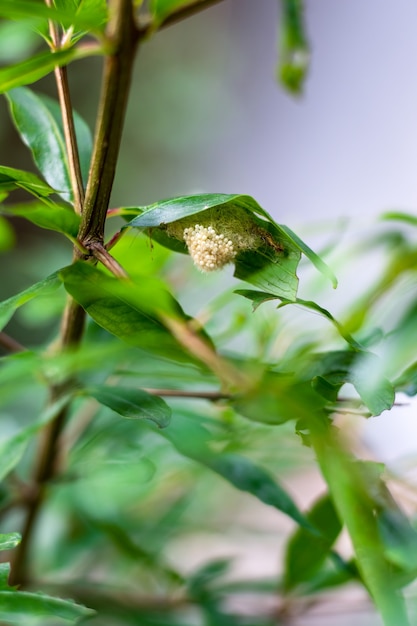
[0,21,41,64]
[233,370,326,425]
[0,0,107,33]
[6,87,93,203]
[161,415,313,530]
[382,211,417,227]
[0,534,21,552]
[0,591,94,623]
[0,271,61,331]
[84,385,171,428]
[236,290,357,347]
[0,394,72,482]
[311,426,409,624]
[394,361,417,396]
[278,224,337,287]
[59,261,212,364]
[149,0,194,26]
[0,200,80,237]
[0,564,13,591]
[284,494,342,591]
[278,0,310,94]
[0,44,101,94]
[302,350,395,416]
[0,216,15,251]
[0,165,54,198]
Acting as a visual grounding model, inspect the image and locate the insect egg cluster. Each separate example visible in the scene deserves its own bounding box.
[182,224,236,272]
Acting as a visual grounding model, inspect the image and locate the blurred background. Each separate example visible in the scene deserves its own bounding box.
[2,1,417,623]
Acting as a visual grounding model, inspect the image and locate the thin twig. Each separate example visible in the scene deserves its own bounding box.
[45,0,85,215]
[88,241,129,278]
[144,388,230,400]
[0,332,25,353]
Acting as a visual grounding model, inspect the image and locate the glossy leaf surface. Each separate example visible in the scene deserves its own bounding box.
[0,200,80,237]
[0,45,100,94]
[6,87,92,202]
[85,385,171,428]
[0,165,54,198]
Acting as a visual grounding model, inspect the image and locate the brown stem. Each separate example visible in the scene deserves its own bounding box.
[0,332,25,353]
[88,241,129,278]
[79,0,139,247]
[10,0,140,587]
[45,0,85,215]
[144,388,230,400]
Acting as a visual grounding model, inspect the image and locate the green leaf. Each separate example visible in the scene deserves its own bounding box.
[278,224,337,288]
[0,591,94,623]
[0,534,21,552]
[6,87,93,203]
[0,271,61,331]
[0,44,100,94]
[161,415,312,530]
[0,200,80,237]
[0,395,72,482]
[0,216,15,251]
[394,361,417,396]
[59,262,206,363]
[302,350,395,416]
[126,194,303,299]
[284,494,342,591]
[0,165,54,198]
[0,0,107,33]
[149,0,194,26]
[236,291,357,347]
[278,0,310,95]
[382,210,417,227]
[84,385,171,428]
[311,425,410,625]
[233,370,326,425]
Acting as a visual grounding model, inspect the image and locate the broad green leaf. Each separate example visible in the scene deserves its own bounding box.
[233,370,326,425]
[311,424,410,625]
[284,494,342,590]
[161,415,312,530]
[0,0,107,33]
[0,591,94,623]
[84,385,171,428]
[126,194,336,296]
[0,165,54,198]
[278,0,310,95]
[0,534,21,552]
[6,87,93,203]
[301,350,395,416]
[149,0,194,26]
[0,271,61,331]
[126,194,302,299]
[0,201,80,237]
[0,44,101,94]
[59,262,208,363]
